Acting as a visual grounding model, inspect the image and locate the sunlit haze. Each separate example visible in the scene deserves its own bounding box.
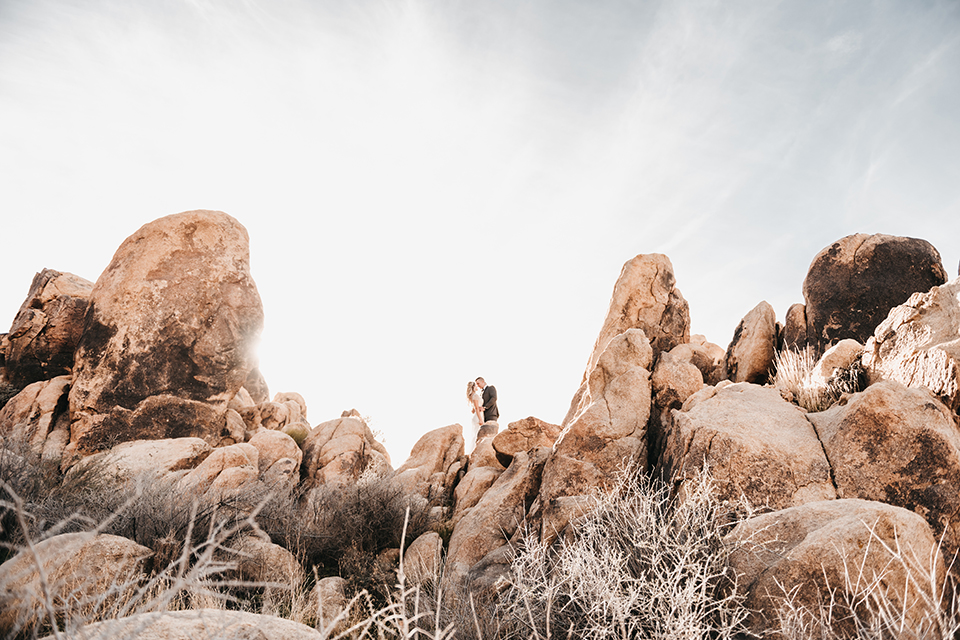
[2,0,959,464]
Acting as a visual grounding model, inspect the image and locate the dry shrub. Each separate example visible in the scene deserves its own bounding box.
[498,465,751,640]
[773,348,864,413]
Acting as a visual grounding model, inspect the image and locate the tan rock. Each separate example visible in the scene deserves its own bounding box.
[492,416,561,468]
[45,609,323,640]
[452,465,504,524]
[0,375,70,460]
[274,391,307,422]
[261,457,299,489]
[649,346,704,464]
[248,428,302,474]
[177,442,258,495]
[244,367,271,404]
[808,380,960,560]
[802,233,947,355]
[260,401,289,430]
[303,416,390,487]
[672,337,725,386]
[3,269,92,387]
[311,576,348,632]
[67,210,263,460]
[808,338,862,388]
[402,531,443,585]
[862,277,960,411]
[65,437,212,486]
[724,300,777,384]
[661,383,836,509]
[726,499,946,638]
[581,253,689,382]
[228,386,255,411]
[541,330,653,538]
[782,302,807,352]
[470,435,505,470]
[0,532,152,637]
[227,533,305,585]
[393,424,465,497]
[443,447,550,590]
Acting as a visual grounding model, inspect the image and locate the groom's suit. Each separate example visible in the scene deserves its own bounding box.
[481,385,499,423]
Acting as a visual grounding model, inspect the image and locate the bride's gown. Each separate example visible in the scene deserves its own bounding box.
[467,390,482,452]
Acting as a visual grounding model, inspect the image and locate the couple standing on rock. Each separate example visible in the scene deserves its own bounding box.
[466,377,498,452]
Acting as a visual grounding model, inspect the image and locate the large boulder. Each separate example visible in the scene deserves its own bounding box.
[303,416,391,487]
[724,300,777,384]
[0,532,152,637]
[491,416,561,468]
[726,499,946,638]
[649,344,705,465]
[393,423,464,499]
[808,380,960,561]
[540,329,653,539]
[443,447,550,591]
[401,531,443,585]
[2,269,93,387]
[0,376,71,469]
[225,533,305,586]
[660,383,836,510]
[801,234,946,355]
[862,277,960,411]
[581,253,689,381]
[177,442,259,495]
[66,210,264,462]
[45,609,323,640]
[65,437,212,486]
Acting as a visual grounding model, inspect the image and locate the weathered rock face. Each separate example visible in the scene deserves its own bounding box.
[724,300,777,385]
[781,302,807,351]
[67,211,263,461]
[49,609,324,640]
[65,437,212,486]
[393,423,464,499]
[648,344,705,465]
[303,416,391,487]
[808,380,960,560]
[312,577,348,632]
[0,375,71,469]
[862,277,960,411]
[2,269,93,387]
[726,499,945,638]
[492,416,561,468]
[443,447,550,590]
[402,531,443,585]
[541,329,653,539]
[802,234,947,355]
[226,533,305,586]
[177,442,259,495]
[660,383,836,509]
[581,253,689,381]
[0,532,152,637]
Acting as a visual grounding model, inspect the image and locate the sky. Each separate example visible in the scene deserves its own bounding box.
[2,0,959,465]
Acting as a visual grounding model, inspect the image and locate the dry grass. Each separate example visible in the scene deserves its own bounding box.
[773,348,864,413]
[497,465,753,640]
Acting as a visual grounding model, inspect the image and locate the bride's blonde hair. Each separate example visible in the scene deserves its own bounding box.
[466,380,477,400]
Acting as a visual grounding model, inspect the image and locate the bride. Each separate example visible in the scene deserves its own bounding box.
[466,380,484,452]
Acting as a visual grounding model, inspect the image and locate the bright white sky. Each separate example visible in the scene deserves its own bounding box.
[2,0,959,465]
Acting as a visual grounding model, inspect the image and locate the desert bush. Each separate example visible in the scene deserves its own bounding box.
[257,476,431,599]
[774,348,865,412]
[497,465,751,640]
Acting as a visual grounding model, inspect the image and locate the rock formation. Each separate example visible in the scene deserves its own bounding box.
[1,269,92,387]
[724,300,777,384]
[796,233,946,354]
[66,210,264,463]
[660,382,836,509]
[862,277,960,411]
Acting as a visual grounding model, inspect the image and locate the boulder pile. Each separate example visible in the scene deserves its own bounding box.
[2,216,959,639]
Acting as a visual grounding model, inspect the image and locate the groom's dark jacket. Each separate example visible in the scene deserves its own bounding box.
[481,385,499,423]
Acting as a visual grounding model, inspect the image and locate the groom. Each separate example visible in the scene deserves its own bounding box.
[475,377,499,425]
